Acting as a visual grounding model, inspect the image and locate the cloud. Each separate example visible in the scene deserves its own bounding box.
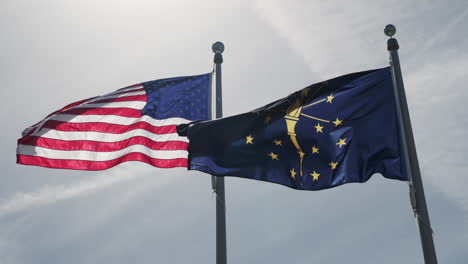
[252,0,403,77]
[0,165,173,218]
[405,48,468,211]
[2,1,468,263]
[406,5,468,64]
[251,0,468,213]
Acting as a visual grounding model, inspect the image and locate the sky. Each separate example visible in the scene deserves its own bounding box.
[1,0,468,263]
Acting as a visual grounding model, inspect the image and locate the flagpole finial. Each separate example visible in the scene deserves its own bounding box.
[385,25,399,51]
[212,42,225,54]
[384,24,396,38]
[212,42,224,64]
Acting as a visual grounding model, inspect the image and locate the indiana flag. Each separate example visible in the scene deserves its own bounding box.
[17,73,211,170]
[183,68,408,190]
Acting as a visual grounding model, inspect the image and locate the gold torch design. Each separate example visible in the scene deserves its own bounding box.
[284,98,305,176]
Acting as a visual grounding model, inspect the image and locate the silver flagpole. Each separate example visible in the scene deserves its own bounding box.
[212,41,227,264]
[385,25,438,264]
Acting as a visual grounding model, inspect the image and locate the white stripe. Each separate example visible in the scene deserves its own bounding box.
[32,128,189,143]
[17,144,188,161]
[74,101,147,110]
[107,85,144,95]
[29,90,145,133]
[45,115,190,127]
[81,90,146,104]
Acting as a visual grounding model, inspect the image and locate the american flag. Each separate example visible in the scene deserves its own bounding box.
[17,73,211,170]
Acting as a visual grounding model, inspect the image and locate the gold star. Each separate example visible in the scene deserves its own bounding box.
[268,152,279,160]
[314,123,324,133]
[333,118,343,127]
[298,151,305,158]
[329,161,338,170]
[310,170,320,181]
[336,138,347,148]
[312,145,319,154]
[246,135,254,144]
[326,94,334,103]
[290,168,297,180]
[273,139,282,146]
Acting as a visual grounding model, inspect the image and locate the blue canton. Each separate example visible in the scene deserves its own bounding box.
[142,73,211,120]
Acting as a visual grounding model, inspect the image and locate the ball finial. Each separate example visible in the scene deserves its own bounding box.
[212,41,225,54]
[384,24,396,37]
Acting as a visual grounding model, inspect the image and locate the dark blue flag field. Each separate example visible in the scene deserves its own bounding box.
[182,67,408,190]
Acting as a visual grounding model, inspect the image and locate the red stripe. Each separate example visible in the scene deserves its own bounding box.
[31,120,176,134]
[36,90,145,127]
[49,96,99,116]
[43,92,144,119]
[117,83,142,90]
[60,108,142,118]
[114,88,145,95]
[27,89,145,131]
[86,94,147,104]
[26,96,100,135]
[17,154,187,170]
[19,136,188,151]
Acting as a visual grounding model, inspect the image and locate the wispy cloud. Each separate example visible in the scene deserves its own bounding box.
[405,49,468,211]
[251,0,468,212]
[0,165,155,217]
[252,0,402,77]
[407,5,468,65]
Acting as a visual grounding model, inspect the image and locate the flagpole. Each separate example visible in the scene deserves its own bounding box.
[385,24,438,264]
[212,41,227,264]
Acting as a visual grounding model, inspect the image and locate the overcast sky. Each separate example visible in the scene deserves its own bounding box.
[1,0,468,263]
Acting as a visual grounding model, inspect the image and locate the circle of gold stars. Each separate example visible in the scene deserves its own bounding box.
[247,91,348,183]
